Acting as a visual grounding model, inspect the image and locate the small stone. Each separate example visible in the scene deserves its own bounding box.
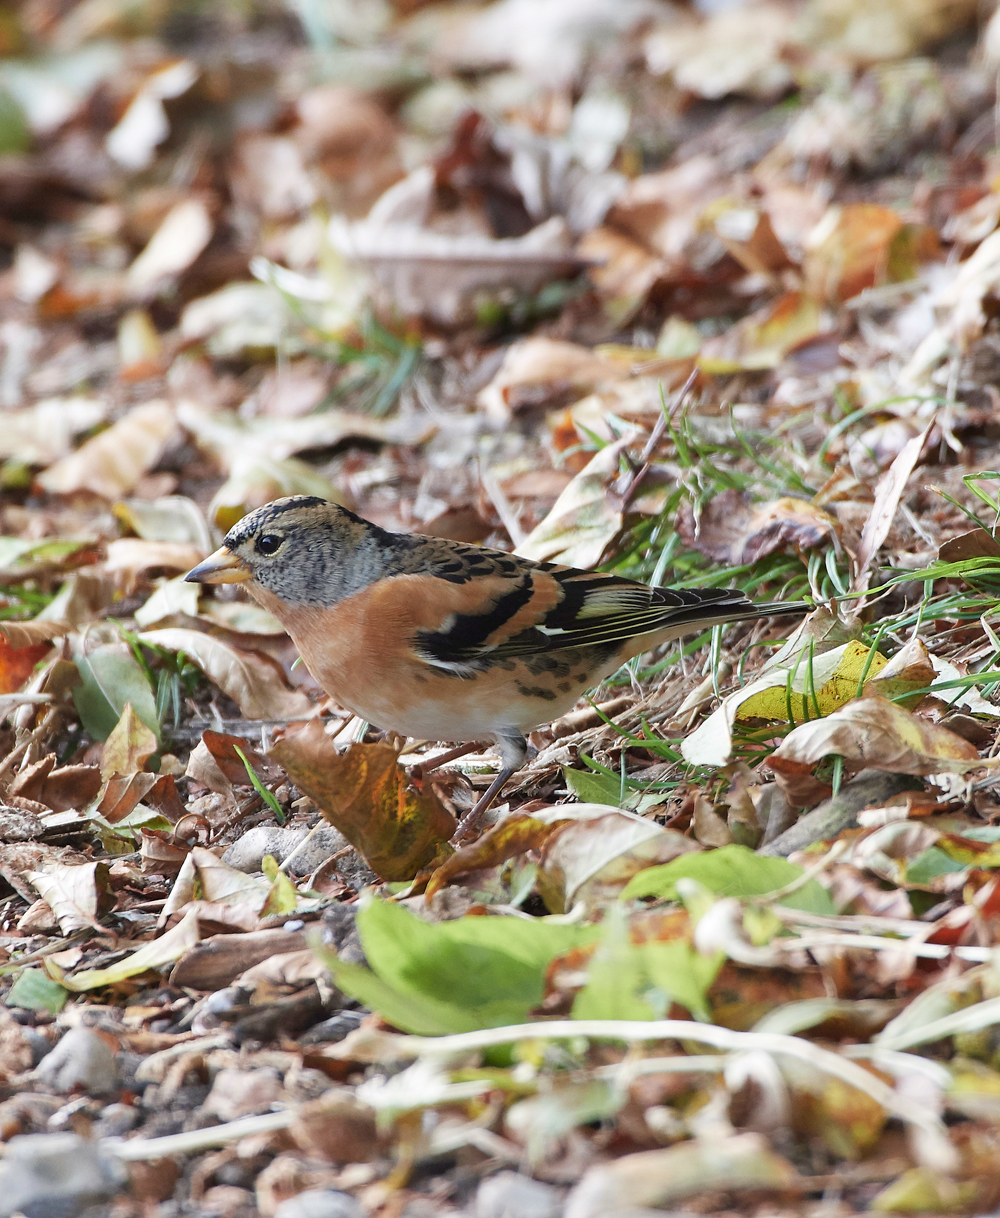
[222,824,351,876]
[273,1189,366,1218]
[0,1131,126,1218]
[476,1172,563,1218]
[35,1027,117,1096]
[94,1102,140,1138]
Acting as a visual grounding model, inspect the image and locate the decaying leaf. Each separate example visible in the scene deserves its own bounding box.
[768,696,987,803]
[137,628,314,721]
[516,435,632,566]
[52,906,203,992]
[477,337,627,422]
[699,292,825,372]
[101,703,158,780]
[678,490,840,564]
[565,1133,799,1218]
[37,400,176,499]
[26,859,110,935]
[682,639,889,768]
[270,722,454,881]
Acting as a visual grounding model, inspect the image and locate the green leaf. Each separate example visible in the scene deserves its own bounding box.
[73,644,160,744]
[620,844,834,914]
[564,767,622,806]
[6,969,67,1015]
[319,898,599,1035]
[572,904,659,1021]
[572,906,722,1022]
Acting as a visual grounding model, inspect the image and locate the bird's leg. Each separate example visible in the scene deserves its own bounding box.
[451,731,526,843]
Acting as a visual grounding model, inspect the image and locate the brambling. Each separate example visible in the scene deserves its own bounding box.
[185,496,806,835]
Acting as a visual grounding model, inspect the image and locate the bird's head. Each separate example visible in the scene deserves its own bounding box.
[185,496,371,605]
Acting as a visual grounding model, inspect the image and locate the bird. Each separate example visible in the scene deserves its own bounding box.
[185,496,807,838]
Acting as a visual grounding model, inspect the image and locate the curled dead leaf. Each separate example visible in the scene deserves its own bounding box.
[269,722,454,881]
[37,400,176,500]
[678,489,840,564]
[137,628,314,721]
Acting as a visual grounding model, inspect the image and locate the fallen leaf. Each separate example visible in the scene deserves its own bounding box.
[126,197,213,298]
[329,211,585,327]
[477,338,627,423]
[73,638,160,744]
[645,5,794,99]
[26,859,110,935]
[851,424,931,594]
[105,59,197,170]
[114,496,212,548]
[682,640,889,768]
[269,723,454,881]
[768,697,986,802]
[176,399,431,470]
[137,628,314,721]
[133,576,200,628]
[101,703,158,780]
[678,489,840,564]
[38,400,176,499]
[0,620,72,649]
[699,292,824,372]
[564,1133,799,1218]
[200,730,285,787]
[9,758,101,812]
[939,528,1000,562]
[0,396,109,465]
[516,435,632,566]
[803,204,905,303]
[52,906,202,991]
[208,454,343,532]
[0,637,51,694]
[104,539,207,592]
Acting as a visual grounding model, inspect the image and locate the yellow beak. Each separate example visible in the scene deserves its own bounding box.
[184,547,251,585]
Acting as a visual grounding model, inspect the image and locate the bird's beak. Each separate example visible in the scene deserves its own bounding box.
[184,547,251,585]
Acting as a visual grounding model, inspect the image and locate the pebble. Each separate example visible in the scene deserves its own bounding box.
[222,825,349,875]
[0,1131,126,1218]
[475,1172,563,1218]
[274,1189,366,1218]
[35,1027,117,1096]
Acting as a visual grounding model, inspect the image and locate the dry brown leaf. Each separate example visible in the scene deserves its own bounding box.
[803,204,904,303]
[37,400,176,499]
[269,722,454,881]
[565,1133,799,1218]
[678,490,840,564]
[939,529,1000,562]
[9,757,101,812]
[104,540,207,591]
[101,703,158,780]
[477,338,628,423]
[0,396,110,465]
[329,212,585,326]
[126,197,213,298]
[699,292,824,371]
[768,696,985,804]
[26,859,110,935]
[851,424,931,595]
[516,435,632,567]
[0,636,52,695]
[137,628,314,721]
[0,620,72,648]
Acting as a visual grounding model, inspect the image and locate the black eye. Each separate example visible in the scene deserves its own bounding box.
[255,534,283,556]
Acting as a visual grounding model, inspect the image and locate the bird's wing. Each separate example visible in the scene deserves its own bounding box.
[412,563,768,671]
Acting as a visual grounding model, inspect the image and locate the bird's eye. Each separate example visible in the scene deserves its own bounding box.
[255,534,283,556]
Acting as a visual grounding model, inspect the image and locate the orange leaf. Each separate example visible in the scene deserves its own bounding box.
[269,721,455,881]
[0,638,50,694]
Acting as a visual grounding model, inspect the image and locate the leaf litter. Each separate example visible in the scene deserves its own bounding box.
[7,0,1000,1215]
